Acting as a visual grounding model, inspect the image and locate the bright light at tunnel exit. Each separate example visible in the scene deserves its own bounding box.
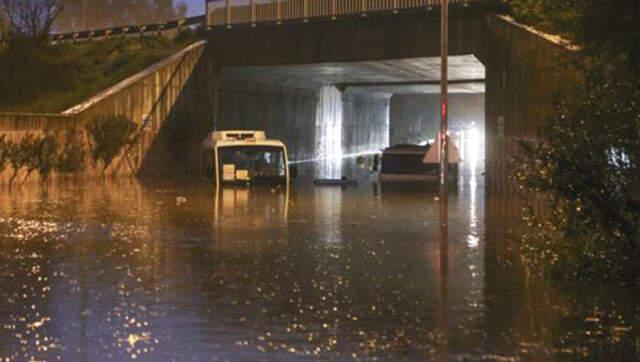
[464,123,483,168]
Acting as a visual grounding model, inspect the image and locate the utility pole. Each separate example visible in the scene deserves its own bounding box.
[439,0,449,227]
[437,2,450,348]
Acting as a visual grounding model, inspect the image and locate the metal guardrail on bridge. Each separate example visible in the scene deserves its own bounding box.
[52,0,484,43]
[51,16,205,43]
[206,0,479,27]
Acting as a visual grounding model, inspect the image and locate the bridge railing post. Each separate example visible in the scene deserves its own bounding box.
[276,0,282,24]
[361,0,367,16]
[251,0,256,26]
[331,0,337,19]
[226,0,232,28]
[393,0,398,13]
[204,0,209,27]
[303,0,309,22]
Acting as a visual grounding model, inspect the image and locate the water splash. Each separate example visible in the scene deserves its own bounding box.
[315,86,344,179]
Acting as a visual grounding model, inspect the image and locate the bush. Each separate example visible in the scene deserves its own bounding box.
[0,128,89,186]
[56,128,87,174]
[7,134,38,186]
[1,35,199,113]
[507,0,580,39]
[36,132,60,182]
[515,61,640,284]
[509,0,640,284]
[86,116,138,175]
[0,39,80,110]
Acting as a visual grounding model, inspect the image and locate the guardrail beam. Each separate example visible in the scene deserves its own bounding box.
[50,0,486,42]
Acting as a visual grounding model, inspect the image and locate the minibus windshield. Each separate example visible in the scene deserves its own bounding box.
[218,146,286,182]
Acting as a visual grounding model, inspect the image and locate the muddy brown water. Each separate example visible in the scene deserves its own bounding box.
[0,163,638,361]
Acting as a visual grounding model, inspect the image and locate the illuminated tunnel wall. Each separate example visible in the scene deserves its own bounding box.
[342,92,390,160]
[218,79,390,178]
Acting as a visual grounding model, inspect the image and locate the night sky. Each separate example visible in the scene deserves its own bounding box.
[183,0,206,16]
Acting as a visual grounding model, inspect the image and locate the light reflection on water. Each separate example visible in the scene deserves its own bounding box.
[0,162,638,360]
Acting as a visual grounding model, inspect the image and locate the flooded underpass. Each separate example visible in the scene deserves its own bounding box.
[0,158,639,361]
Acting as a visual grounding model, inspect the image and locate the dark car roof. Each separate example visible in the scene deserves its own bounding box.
[383,144,430,155]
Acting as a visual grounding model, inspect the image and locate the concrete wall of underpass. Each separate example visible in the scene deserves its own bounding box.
[342,93,390,157]
[217,80,319,163]
[484,15,576,193]
[218,79,390,176]
[390,93,485,145]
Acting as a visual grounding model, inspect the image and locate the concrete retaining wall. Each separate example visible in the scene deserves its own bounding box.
[0,113,78,132]
[484,15,576,193]
[0,113,81,183]
[0,40,213,182]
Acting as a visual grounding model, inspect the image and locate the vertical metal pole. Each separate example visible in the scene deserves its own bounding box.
[439,0,449,226]
[331,0,337,19]
[226,0,231,27]
[304,0,309,21]
[438,2,450,347]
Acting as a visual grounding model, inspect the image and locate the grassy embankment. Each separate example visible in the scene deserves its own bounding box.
[0,31,200,113]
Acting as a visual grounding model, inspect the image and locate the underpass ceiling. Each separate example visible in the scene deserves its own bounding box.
[221,55,486,95]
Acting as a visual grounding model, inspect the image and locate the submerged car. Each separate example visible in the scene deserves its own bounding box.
[201,130,291,186]
[379,136,460,182]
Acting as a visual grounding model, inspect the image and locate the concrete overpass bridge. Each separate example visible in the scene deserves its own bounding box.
[33,0,574,190]
[140,0,569,190]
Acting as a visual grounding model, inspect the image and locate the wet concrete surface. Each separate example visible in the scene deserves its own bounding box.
[0,162,638,361]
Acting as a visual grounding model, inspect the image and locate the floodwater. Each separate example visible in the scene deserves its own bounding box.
[0,162,639,361]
